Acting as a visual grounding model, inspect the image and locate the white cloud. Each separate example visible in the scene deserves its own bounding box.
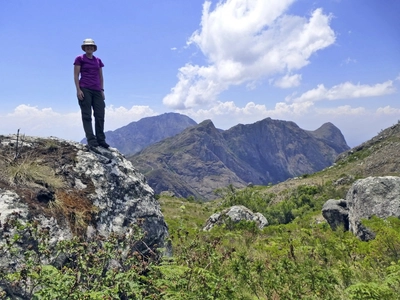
[273,74,302,88]
[105,105,156,129]
[182,101,399,147]
[288,80,396,103]
[376,105,400,115]
[185,101,270,124]
[163,0,335,109]
[181,100,315,129]
[4,104,79,131]
[0,105,156,142]
[2,101,399,149]
[316,105,366,116]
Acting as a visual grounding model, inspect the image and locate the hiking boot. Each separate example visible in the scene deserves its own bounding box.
[98,141,110,149]
[88,140,99,147]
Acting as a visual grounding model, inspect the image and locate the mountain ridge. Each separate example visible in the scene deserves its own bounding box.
[83,112,198,156]
[129,117,349,199]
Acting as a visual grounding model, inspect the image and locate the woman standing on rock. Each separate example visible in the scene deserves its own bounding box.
[74,38,109,149]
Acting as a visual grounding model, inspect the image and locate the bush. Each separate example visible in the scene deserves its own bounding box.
[0,218,162,299]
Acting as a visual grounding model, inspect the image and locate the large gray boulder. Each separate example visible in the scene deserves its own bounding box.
[0,135,169,292]
[72,141,168,249]
[322,199,349,231]
[322,176,400,241]
[203,205,268,231]
[347,176,400,241]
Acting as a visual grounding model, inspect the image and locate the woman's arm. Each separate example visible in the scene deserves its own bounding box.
[99,68,105,100]
[74,65,84,100]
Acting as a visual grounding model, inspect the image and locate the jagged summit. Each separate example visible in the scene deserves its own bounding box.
[130,118,349,200]
[308,122,349,151]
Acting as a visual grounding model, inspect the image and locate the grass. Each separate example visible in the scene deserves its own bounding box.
[158,192,400,299]
[4,158,65,188]
[2,127,400,298]
[159,196,222,236]
[0,137,99,236]
[42,138,60,152]
[155,139,400,296]
[49,190,99,235]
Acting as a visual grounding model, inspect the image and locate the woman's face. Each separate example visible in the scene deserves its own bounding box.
[84,45,95,53]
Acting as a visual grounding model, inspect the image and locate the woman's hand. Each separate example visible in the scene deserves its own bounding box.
[101,90,105,100]
[77,89,84,100]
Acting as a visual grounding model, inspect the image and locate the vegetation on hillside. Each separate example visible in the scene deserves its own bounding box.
[2,181,400,299]
[2,124,400,299]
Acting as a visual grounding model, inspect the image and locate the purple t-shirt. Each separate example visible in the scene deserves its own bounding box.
[74,54,104,91]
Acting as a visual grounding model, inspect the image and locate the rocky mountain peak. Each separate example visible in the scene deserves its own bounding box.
[96,112,197,156]
[198,119,214,126]
[309,122,348,147]
[188,119,221,138]
[130,118,350,200]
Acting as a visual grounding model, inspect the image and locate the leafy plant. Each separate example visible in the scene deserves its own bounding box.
[0,217,163,299]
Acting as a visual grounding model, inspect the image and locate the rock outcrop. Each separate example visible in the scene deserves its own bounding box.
[347,176,400,240]
[322,199,349,231]
[203,205,268,231]
[322,176,400,240]
[0,135,169,283]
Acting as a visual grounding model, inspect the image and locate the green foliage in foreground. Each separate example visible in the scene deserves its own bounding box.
[0,216,161,299]
[165,216,400,299]
[1,197,400,299]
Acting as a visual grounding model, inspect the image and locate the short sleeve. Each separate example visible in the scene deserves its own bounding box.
[73,55,83,66]
[98,58,104,68]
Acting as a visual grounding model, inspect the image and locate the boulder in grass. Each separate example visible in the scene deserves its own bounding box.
[203,205,268,231]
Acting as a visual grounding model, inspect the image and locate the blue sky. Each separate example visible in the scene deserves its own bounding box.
[0,0,399,147]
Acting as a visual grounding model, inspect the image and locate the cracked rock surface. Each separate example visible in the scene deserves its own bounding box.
[0,134,169,274]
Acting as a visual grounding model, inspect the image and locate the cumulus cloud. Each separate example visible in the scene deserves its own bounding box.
[273,74,302,88]
[180,100,399,147]
[3,101,398,149]
[163,0,335,109]
[180,100,315,130]
[316,105,366,116]
[376,105,400,115]
[184,101,271,125]
[0,105,156,142]
[287,80,396,103]
[3,105,80,135]
[105,105,156,129]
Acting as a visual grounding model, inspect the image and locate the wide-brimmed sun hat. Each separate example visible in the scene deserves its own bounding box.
[81,38,97,51]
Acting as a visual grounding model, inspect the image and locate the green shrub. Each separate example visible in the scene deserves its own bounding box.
[346,282,394,300]
[0,219,162,299]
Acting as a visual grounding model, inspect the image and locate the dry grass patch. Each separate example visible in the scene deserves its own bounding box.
[49,190,99,235]
[3,158,65,188]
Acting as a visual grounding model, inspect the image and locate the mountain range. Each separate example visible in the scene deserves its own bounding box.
[84,112,197,156]
[127,116,349,200]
